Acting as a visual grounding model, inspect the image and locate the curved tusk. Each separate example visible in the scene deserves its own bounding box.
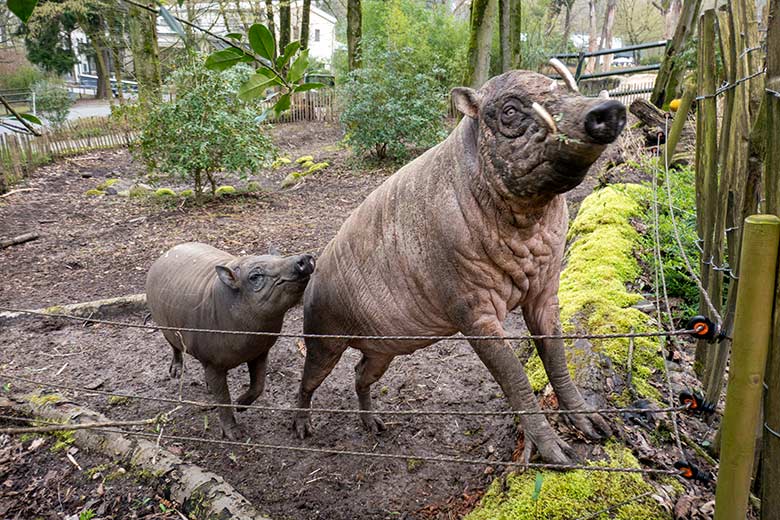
[532,102,558,134]
[548,58,579,93]
[599,89,610,99]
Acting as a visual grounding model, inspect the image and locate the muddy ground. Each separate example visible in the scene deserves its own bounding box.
[0,121,696,520]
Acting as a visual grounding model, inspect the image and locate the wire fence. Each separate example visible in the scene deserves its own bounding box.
[0,306,696,343]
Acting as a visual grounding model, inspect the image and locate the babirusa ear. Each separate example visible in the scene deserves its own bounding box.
[451,87,480,119]
[215,265,240,290]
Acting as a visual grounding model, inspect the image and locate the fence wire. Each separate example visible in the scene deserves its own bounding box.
[0,413,682,477]
[0,372,691,418]
[0,306,695,342]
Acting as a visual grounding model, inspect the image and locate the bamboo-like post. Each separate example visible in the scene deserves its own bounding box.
[763,0,780,515]
[664,77,696,159]
[714,215,780,520]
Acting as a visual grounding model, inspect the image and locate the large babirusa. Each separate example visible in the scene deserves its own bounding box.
[293,62,626,464]
[146,242,315,440]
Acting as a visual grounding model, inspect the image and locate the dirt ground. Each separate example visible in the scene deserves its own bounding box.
[0,121,704,519]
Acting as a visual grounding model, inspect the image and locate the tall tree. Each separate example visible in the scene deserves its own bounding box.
[650,0,701,107]
[585,0,599,73]
[598,0,618,71]
[264,0,276,58]
[560,0,575,50]
[498,0,520,71]
[301,0,311,50]
[347,0,362,70]
[463,0,496,88]
[279,0,291,52]
[127,3,161,105]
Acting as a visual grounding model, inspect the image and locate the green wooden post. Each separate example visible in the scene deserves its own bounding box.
[663,78,696,160]
[714,215,780,520]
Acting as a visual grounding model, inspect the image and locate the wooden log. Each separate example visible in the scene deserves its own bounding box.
[663,78,696,159]
[714,215,780,520]
[0,232,39,249]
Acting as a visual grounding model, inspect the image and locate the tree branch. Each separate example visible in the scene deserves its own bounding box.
[0,94,41,136]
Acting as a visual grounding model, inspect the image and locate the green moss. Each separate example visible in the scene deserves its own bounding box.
[307,161,329,174]
[295,155,314,164]
[406,458,424,472]
[107,395,129,406]
[96,178,119,191]
[29,392,62,407]
[466,444,669,520]
[215,185,236,196]
[154,188,176,197]
[300,160,315,169]
[129,186,150,198]
[179,189,194,197]
[525,185,661,398]
[85,464,109,478]
[271,157,292,169]
[51,429,75,452]
[281,172,304,188]
[42,306,64,315]
[245,181,262,193]
[85,189,104,196]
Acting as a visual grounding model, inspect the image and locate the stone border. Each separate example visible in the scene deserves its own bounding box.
[4,391,271,520]
[0,293,147,325]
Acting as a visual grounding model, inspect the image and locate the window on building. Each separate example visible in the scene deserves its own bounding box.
[314,28,320,42]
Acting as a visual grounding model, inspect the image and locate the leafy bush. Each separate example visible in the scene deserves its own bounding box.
[339,47,447,160]
[136,58,275,199]
[0,64,45,90]
[32,79,73,129]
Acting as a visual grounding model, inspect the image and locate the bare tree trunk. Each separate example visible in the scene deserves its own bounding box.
[509,0,521,68]
[264,0,275,58]
[463,0,496,88]
[128,5,162,105]
[586,0,599,73]
[301,0,311,49]
[499,0,510,72]
[665,0,682,39]
[651,0,702,107]
[598,0,618,71]
[347,0,362,71]
[279,0,291,53]
[562,1,573,50]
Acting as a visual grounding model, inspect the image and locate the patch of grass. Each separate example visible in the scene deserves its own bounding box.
[466,443,668,520]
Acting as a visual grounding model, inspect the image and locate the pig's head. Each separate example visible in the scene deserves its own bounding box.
[215,252,316,316]
[452,62,626,201]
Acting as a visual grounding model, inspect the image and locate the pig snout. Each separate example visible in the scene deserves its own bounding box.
[295,255,316,277]
[584,100,626,144]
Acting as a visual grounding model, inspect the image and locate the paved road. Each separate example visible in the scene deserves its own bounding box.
[1,99,113,135]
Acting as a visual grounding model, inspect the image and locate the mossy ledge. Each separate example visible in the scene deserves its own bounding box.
[526,184,662,399]
[468,185,671,520]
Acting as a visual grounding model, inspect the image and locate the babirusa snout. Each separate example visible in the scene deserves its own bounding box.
[295,255,316,276]
[584,100,626,144]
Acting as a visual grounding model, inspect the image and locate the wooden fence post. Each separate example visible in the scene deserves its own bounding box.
[714,214,780,520]
[762,0,780,515]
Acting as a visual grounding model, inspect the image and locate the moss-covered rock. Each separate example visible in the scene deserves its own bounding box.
[215,185,237,196]
[96,178,120,191]
[154,188,176,197]
[85,189,104,196]
[295,155,314,164]
[281,172,304,188]
[466,444,668,520]
[272,157,292,169]
[179,189,194,197]
[307,161,329,174]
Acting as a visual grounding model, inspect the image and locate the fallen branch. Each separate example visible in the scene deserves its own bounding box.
[0,232,39,249]
[0,188,37,199]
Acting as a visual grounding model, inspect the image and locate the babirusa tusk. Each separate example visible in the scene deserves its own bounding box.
[532,102,558,134]
[548,58,579,93]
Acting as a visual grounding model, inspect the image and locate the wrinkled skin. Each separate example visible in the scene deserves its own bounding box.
[294,70,626,464]
[146,242,315,440]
